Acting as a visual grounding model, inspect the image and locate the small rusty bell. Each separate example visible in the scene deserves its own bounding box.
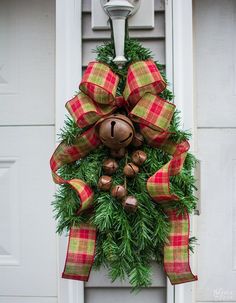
[102,159,118,175]
[98,114,134,150]
[131,150,147,166]
[132,132,144,147]
[123,162,139,177]
[111,185,127,200]
[122,196,138,212]
[98,175,112,191]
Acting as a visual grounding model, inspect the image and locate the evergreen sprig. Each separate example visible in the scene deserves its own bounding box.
[52,39,197,290]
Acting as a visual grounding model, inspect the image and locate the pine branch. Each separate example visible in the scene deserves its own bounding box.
[58,116,83,145]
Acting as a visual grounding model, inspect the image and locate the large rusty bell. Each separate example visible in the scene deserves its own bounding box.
[98,114,135,150]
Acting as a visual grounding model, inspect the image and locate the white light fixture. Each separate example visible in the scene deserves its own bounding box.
[103,0,139,68]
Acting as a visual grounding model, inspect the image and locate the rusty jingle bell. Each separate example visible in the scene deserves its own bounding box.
[98,175,112,191]
[132,132,144,147]
[123,162,139,177]
[111,185,127,200]
[131,150,147,166]
[102,159,118,175]
[123,196,138,212]
[97,114,135,150]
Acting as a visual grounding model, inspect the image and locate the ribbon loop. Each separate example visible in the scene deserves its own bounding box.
[123,60,167,106]
[130,93,175,131]
[66,60,168,130]
[66,93,116,128]
[79,62,119,105]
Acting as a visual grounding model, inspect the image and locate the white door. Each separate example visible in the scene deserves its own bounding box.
[0,1,57,302]
[194,0,236,301]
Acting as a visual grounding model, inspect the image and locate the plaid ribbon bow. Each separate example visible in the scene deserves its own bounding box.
[50,60,197,285]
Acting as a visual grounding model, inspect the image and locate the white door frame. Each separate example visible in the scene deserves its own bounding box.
[55,1,84,303]
[55,1,196,302]
[165,1,197,303]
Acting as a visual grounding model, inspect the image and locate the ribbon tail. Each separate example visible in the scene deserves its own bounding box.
[50,122,101,281]
[163,208,198,285]
[62,223,97,281]
[146,136,197,284]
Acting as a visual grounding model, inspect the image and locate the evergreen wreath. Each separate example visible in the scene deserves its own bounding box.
[52,39,197,290]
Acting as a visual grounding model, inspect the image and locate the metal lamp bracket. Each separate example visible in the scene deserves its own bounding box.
[101,0,141,16]
[92,0,154,30]
[92,0,154,68]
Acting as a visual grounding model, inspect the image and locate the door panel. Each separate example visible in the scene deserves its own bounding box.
[0,127,57,297]
[0,0,55,126]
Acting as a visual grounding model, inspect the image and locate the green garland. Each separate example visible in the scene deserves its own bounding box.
[53,39,197,290]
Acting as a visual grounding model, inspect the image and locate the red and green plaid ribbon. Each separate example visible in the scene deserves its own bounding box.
[62,224,96,281]
[80,61,119,104]
[163,209,196,284]
[66,61,120,128]
[141,124,197,284]
[123,60,166,106]
[147,140,190,202]
[130,93,175,131]
[50,59,197,285]
[50,128,99,280]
